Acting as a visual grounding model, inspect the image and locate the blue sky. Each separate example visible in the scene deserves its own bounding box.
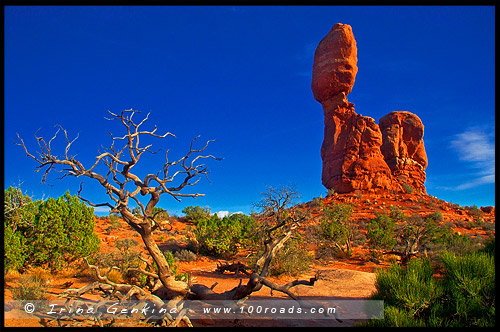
[4,6,495,216]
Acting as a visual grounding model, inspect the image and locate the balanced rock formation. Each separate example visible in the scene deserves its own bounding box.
[312,23,427,194]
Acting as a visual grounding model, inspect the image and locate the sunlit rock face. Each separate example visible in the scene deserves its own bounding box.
[311,23,358,103]
[312,23,427,194]
[379,111,428,194]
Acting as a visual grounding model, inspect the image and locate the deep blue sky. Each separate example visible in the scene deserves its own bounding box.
[4,6,495,216]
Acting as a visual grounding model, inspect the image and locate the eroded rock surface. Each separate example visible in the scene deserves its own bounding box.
[312,23,427,194]
[379,111,428,194]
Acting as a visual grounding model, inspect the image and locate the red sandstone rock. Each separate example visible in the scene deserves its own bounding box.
[379,111,428,194]
[321,94,395,193]
[480,206,495,214]
[312,23,428,195]
[311,23,358,103]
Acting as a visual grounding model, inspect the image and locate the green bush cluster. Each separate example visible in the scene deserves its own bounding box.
[362,243,495,327]
[182,205,212,225]
[366,209,452,263]
[319,203,356,256]
[4,187,100,271]
[192,212,256,257]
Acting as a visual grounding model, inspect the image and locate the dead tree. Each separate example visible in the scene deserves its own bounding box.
[17,110,321,326]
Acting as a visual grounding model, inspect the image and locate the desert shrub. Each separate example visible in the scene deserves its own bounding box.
[429,230,478,258]
[173,249,197,262]
[4,187,39,271]
[426,211,443,223]
[388,205,406,223]
[373,258,441,316]
[182,206,211,225]
[106,268,125,284]
[162,251,188,281]
[95,239,141,281]
[481,221,495,232]
[362,248,495,327]
[479,237,495,256]
[193,213,255,257]
[402,183,414,194]
[438,251,495,326]
[268,235,313,277]
[367,214,397,252]
[320,203,355,256]
[466,205,483,219]
[310,196,323,209]
[106,219,122,234]
[4,188,100,271]
[29,192,100,268]
[4,223,28,272]
[11,273,49,302]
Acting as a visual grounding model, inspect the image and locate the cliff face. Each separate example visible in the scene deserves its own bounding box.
[312,23,428,194]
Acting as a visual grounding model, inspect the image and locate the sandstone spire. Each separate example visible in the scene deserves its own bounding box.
[311,23,428,194]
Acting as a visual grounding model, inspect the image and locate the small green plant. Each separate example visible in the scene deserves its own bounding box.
[402,183,414,194]
[173,249,197,262]
[163,251,188,281]
[268,235,313,276]
[11,273,49,302]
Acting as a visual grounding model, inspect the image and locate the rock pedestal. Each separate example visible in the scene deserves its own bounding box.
[312,23,428,194]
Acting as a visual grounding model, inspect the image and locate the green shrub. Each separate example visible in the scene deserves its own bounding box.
[163,251,188,281]
[367,214,397,252]
[363,247,495,327]
[360,305,426,327]
[374,258,441,316]
[11,273,49,303]
[438,251,495,326]
[182,206,211,225]
[426,211,443,223]
[268,235,313,277]
[4,188,100,271]
[28,192,100,268]
[194,213,255,257]
[320,203,355,256]
[388,205,406,223]
[4,187,39,271]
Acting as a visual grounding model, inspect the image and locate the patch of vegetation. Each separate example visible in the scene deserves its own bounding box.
[319,203,357,257]
[4,187,100,271]
[267,235,314,277]
[173,249,197,262]
[361,244,495,327]
[192,212,256,257]
[402,183,414,194]
[11,272,50,303]
[182,206,212,225]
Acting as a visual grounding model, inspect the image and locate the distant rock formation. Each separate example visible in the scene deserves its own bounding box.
[312,23,427,194]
